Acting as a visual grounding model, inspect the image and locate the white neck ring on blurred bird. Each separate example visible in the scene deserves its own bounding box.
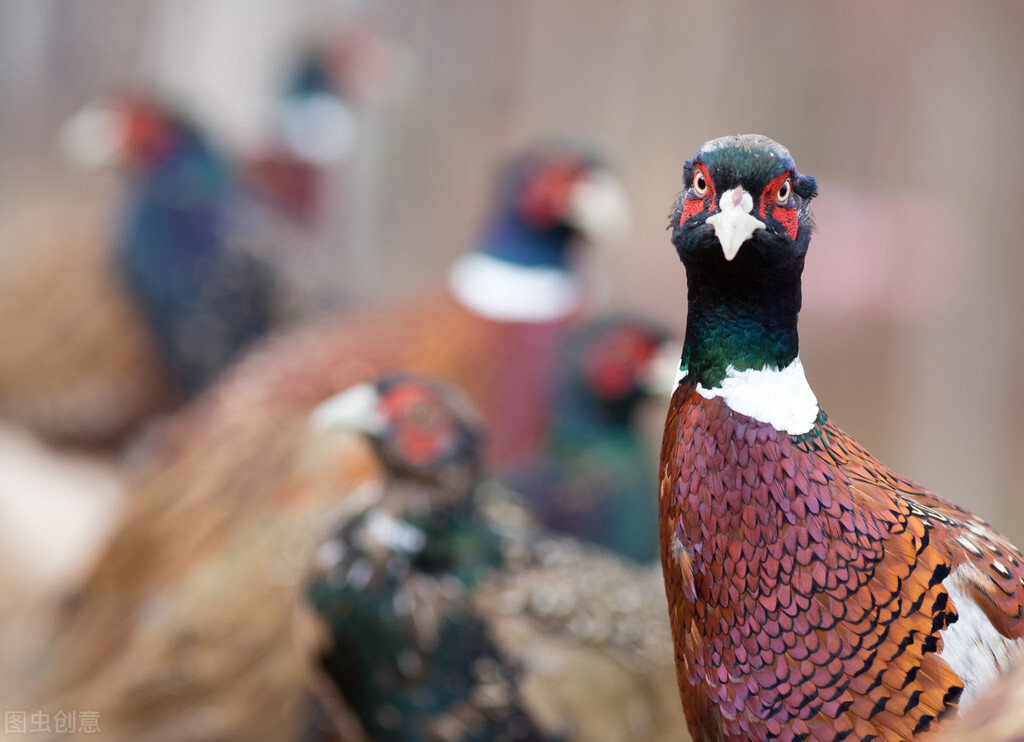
[448,252,582,322]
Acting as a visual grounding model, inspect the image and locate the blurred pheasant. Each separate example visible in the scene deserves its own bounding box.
[659,134,1024,740]
[73,94,277,396]
[19,145,628,737]
[298,374,688,742]
[97,138,625,501]
[0,94,278,445]
[20,400,382,742]
[243,31,404,314]
[244,37,370,227]
[0,223,174,446]
[511,315,672,563]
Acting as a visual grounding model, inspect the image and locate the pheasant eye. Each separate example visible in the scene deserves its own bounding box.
[693,170,708,196]
[776,178,792,204]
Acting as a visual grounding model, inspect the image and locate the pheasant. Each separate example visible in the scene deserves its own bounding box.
[659,134,1024,740]
[244,31,403,312]
[81,93,278,397]
[297,374,689,742]
[244,40,364,227]
[0,94,278,445]
[18,145,628,737]
[511,315,672,562]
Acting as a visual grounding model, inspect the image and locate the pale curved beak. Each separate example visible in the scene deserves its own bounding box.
[567,169,631,240]
[705,186,765,260]
[309,383,385,435]
[58,102,125,169]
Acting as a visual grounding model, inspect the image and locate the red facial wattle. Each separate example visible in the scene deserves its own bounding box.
[586,332,658,400]
[759,172,798,241]
[680,163,715,225]
[120,103,174,166]
[381,384,456,468]
[519,164,583,228]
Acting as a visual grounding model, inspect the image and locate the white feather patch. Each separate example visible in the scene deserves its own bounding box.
[366,510,426,554]
[279,92,359,165]
[59,103,125,169]
[448,252,580,322]
[940,565,1024,708]
[676,358,819,435]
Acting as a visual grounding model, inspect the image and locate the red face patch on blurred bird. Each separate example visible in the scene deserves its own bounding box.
[519,161,585,228]
[380,382,457,468]
[585,328,659,401]
[759,172,798,241]
[118,99,174,166]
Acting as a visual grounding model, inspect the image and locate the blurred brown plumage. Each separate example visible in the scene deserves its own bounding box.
[0,208,176,447]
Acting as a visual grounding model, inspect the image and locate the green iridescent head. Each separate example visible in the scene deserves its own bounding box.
[670,134,817,275]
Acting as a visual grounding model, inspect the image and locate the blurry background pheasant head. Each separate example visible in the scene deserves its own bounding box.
[60,93,211,174]
[485,142,630,265]
[60,90,276,399]
[449,142,630,326]
[564,315,672,424]
[312,374,486,503]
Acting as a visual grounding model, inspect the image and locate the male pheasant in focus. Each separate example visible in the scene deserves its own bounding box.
[512,315,672,562]
[298,374,687,742]
[659,134,1024,740]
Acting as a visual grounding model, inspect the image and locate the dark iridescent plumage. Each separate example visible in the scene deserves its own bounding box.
[512,316,670,562]
[112,98,276,396]
[659,135,1024,740]
[301,376,544,741]
[298,375,688,742]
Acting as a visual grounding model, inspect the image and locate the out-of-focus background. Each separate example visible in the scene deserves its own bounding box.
[1,0,1023,674]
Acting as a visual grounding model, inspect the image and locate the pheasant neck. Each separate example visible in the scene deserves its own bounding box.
[553,380,638,433]
[680,266,802,388]
[448,210,584,322]
[479,211,574,270]
[678,266,818,435]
